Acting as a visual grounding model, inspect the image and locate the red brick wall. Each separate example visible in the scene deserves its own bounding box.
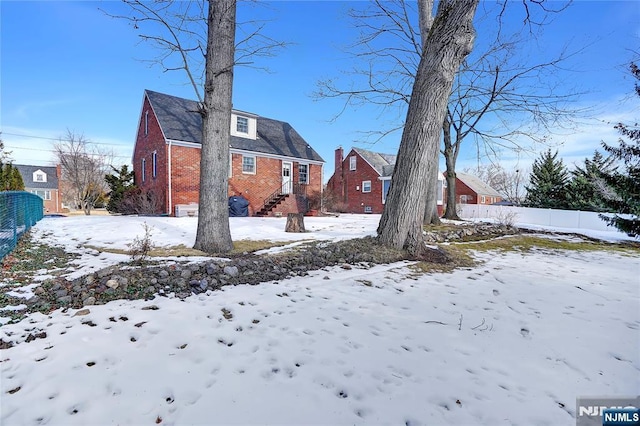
[133,97,167,213]
[170,144,200,211]
[42,190,62,214]
[331,149,384,214]
[454,178,501,205]
[229,154,322,216]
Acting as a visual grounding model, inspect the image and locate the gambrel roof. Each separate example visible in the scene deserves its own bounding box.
[144,90,324,163]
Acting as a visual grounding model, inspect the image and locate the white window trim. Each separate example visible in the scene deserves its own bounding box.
[144,110,149,135]
[349,156,356,171]
[152,151,157,178]
[242,155,256,174]
[362,180,371,193]
[481,195,486,204]
[141,158,146,183]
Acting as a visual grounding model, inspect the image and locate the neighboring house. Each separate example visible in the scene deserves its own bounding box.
[132,90,325,216]
[14,164,63,214]
[327,147,501,214]
[327,147,446,214]
[454,172,503,206]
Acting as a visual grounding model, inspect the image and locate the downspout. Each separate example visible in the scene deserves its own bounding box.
[168,141,173,216]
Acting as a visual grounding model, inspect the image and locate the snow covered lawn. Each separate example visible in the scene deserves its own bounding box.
[1,215,638,425]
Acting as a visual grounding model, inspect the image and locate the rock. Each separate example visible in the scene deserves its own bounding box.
[57,295,72,304]
[85,275,95,285]
[158,270,169,279]
[55,289,68,298]
[181,270,192,279]
[205,264,218,275]
[223,266,239,277]
[74,308,90,316]
[106,279,119,289]
[83,297,96,306]
[97,268,111,279]
[34,287,45,296]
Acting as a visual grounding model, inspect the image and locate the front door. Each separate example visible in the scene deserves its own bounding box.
[282,161,292,194]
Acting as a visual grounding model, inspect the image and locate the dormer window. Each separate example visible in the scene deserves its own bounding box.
[231,112,257,139]
[236,116,249,134]
[33,170,47,183]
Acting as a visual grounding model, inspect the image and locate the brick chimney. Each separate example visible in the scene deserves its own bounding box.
[334,146,343,174]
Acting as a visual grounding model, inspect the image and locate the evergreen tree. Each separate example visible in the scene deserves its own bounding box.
[597,63,640,237]
[567,151,616,212]
[525,149,570,209]
[105,165,135,213]
[0,142,25,192]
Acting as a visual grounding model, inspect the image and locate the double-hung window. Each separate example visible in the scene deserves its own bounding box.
[299,164,309,184]
[362,180,371,193]
[237,117,249,134]
[242,155,256,174]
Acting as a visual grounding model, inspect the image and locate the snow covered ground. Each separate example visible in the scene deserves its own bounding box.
[1,214,638,425]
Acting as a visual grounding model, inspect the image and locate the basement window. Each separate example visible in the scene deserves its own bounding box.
[364,206,372,213]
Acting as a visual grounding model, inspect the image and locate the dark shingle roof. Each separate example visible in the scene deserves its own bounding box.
[145,90,324,162]
[13,164,59,189]
[352,148,397,177]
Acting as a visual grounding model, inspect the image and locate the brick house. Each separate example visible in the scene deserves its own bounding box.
[132,90,324,216]
[326,147,446,214]
[14,164,63,214]
[454,172,503,206]
[327,147,501,214]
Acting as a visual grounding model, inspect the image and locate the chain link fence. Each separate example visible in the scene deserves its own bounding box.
[1,191,44,260]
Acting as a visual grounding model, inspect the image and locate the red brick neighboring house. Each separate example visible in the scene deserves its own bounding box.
[133,90,324,216]
[327,147,446,214]
[14,164,63,214]
[327,147,502,214]
[454,172,503,206]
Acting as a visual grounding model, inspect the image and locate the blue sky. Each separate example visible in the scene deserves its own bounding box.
[1,1,639,182]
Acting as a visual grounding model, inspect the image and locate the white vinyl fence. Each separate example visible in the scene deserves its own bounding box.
[459,204,623,233]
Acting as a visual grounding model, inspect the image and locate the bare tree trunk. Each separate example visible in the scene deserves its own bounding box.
[423,147,442,225]
[194,0,235,253]
[378,0,478,254]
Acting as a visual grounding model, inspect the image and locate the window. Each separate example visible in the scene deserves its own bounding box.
[460,195,469,204]
[349,156,356,171]
[364,206,372,213]
[144,110,149,135]
[298,164,309,184]
[31,190,51,200]
[362,180,371,193]
[481,195,486,204]
[437,180,444,203]
[237,116,249,133]
[33,170,47,183]
[382,180,391,204]
[242,155,256,174]
[141,158,146,182]
[152,151,157,178]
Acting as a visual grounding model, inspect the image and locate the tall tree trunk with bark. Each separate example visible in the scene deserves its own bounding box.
[442,113,461,219]
[423,147,442,225]
[194,0,235,253]
[378,0,478,254]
